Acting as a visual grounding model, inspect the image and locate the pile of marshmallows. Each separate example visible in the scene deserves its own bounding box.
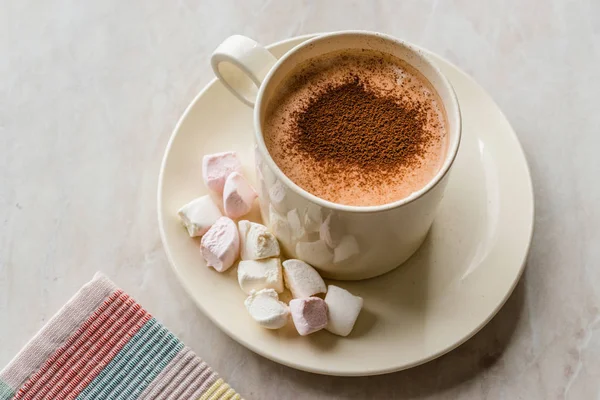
[177,151,363,337]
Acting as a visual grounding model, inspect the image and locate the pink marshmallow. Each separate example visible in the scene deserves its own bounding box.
[223,172,257,219]
[202,152,242,194]
[200,217,240,272]
[289,297,328,336]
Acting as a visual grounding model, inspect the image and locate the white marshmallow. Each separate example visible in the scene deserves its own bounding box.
[238,258,283,294]
[334,235,360,263]
[223,172,257,219]
[319,214,345,248]
[295,239,333,267]
[290,297,328,336]
[324,285,363,337]
[282,259,327,299]
[238,220,280,260]
[200,217,239,272]
[287,209,306,240]
[177,195,223,237]
[202,152,242,194]
[304,204,322,233]
[268,205,291,245]
[268,180,287,213]
[244,289,289,329]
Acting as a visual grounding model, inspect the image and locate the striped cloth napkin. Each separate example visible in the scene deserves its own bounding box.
[0,273,242,400]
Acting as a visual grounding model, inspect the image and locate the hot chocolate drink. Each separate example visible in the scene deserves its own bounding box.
[263,49,448,206]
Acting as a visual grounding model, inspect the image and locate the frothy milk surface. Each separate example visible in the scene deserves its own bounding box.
[263,49,448,207]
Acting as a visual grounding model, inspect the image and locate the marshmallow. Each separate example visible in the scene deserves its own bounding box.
[238,258,283,294]
[202,152,242,194]
[320,214,345,248]
[268,205,291,245]
[223,172,257,219]
[244,289,289,329]
[200,217,240,272]
[295,239,333,267]
[282,259,327,299]
[289,297,328,336]
[177,195,223,237]
[238,220,280,260]
[324,285,363,336]
[287,209,306,240]
[334,235,360,263]
[304,204,322,233]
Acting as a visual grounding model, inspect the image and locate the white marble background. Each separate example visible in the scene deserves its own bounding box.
[1,1,599,399]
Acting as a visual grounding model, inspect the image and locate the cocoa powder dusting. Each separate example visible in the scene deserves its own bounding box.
[264,49,448,206]
[285,75,434,185]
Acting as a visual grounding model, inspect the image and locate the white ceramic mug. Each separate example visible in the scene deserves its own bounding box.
[211,31,461,280]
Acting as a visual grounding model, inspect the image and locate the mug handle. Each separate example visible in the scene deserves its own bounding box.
[211,35,278,107]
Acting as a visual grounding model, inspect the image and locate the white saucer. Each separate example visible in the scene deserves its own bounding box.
[158,34,534,376]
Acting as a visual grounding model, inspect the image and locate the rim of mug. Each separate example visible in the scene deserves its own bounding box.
[253,30,462,213]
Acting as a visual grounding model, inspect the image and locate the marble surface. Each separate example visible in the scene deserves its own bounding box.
[1,1,599,398]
